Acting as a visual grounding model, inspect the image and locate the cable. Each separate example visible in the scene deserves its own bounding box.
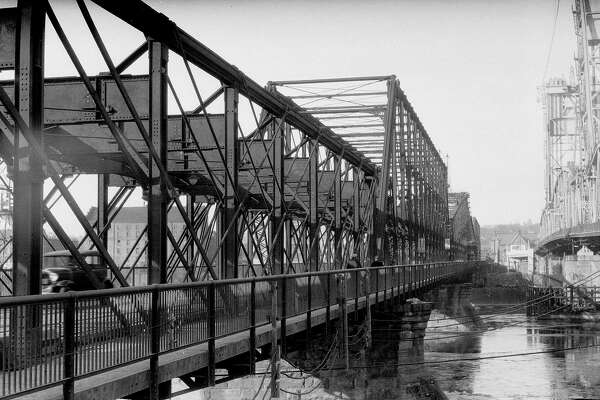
[250,359,271,400]
[280,381,322,397]
[242,341,600,376]
[425,290,568,330]
[542,0,561,82]
[282,329,339,379]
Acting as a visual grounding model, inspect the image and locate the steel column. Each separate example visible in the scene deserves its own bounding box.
[147,39,168,285]
[334,154,342,269]
[12,0,44,296]
[97,173,109,269]
[308,138,319,272]
[186,194,195,273]
[353,167,362,260]
[222,86,239,279]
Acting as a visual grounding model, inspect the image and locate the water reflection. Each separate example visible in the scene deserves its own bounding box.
[425,314,600,400]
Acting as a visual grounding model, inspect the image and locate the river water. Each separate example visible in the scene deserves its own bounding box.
[420,313,600,400]
[176,313,600,399]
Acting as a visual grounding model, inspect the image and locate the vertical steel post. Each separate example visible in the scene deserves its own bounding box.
[367,177,378,264]
[12,0,44,296]
[186,194,195,274]
[353,167,362,259]
[334,154,342,269]
[222,86,239,278]
[307,139,318,341]
[364,268,372,348]
[376,77,398,264]
[270,114,284,399]
[397,101,408,264]
[98,173,109,269]
[270,279,280,399]
[147,39,168,285]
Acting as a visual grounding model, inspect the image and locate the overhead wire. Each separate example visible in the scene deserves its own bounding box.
[242,341,600,377]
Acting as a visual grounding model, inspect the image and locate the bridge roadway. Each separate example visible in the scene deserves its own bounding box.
[0,262,474,400]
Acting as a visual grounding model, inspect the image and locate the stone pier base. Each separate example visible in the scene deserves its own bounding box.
[425,283,473,318]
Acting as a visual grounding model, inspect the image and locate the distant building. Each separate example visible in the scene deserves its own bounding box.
[85,206,188,284]
[505,231,536,276]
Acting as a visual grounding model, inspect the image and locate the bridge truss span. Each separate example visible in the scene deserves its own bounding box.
[272,76,449,266]
[0,0,456,297]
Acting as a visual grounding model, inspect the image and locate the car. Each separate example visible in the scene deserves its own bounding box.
[41,250,113,293]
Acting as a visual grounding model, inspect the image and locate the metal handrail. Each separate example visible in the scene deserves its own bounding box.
[0,261,467,306]
[0,260,476,399]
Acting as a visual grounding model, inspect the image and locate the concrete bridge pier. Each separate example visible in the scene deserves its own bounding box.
[370,301,433,377]
[425,283,473,318]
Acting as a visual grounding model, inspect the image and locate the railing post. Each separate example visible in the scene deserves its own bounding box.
[250,280,256,375]
[354,270,359,321]
[375,268,379,306]
[409,266,413,298]
[325,274,331,337]
[389,268,394,306]
[306,275,312,343]
[383,267,387,309]
[337,273,349,371]
[270,280,280,399]
[208,283,216,386]
[150,286,160,399]
[365,267,372,348]
[63,296,75,400]
[403,265,406,297]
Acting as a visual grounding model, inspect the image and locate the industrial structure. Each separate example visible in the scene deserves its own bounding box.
[0,1,481,399]
[537,0,600,286]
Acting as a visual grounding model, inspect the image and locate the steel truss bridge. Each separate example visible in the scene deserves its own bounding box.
[538,0,600,256]
[0,0,475,399]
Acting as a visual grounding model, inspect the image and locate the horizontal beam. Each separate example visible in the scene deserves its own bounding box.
[325,123,383,129]
[288,91,387,99]
[270,75,394,85]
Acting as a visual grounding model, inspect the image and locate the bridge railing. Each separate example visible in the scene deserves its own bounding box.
[526,285,600,316]
[0,261,475,399]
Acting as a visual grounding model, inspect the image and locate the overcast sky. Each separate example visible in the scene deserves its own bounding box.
[1,0,577,232]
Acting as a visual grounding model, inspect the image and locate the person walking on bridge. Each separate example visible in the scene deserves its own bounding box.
[347,253,361,269]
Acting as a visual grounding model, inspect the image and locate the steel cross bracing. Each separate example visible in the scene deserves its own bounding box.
[272,77,450,265]
[0,0,453,297]
[538,0,600,255]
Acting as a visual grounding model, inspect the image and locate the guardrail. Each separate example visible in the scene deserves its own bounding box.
[0,261,475,399]
[526,285,600,316]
